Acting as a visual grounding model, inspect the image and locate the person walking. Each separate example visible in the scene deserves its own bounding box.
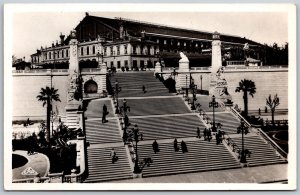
[181,140,188,153]
[197,127,201,138]
[152,140,159,154]
[173,138,179,152]
[110,148,118,164]
[203,128,207,141]
[142,85,146,93]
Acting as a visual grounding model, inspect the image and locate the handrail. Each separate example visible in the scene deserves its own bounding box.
[224,134,240,154]
[230,107,251,127]
[256,128,288,159]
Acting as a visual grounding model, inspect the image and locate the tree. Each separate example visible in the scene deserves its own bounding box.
[235,79,256,117]
[36,87,61,143]
[266,94,280,126]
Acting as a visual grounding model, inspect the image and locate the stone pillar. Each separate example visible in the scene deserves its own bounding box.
[211,31,222,74]
[69,30,79,73]
[100,62,107,94]
[177,52,190,91]
[66,30,83,129]
[209,32,232,103]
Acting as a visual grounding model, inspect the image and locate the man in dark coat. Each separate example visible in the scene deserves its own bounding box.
[142,85,146,93]
[197,127,201,138]
[203,128,207,140]
[181,140,188,153]
[152,140,159,154]
[174,138,179,152]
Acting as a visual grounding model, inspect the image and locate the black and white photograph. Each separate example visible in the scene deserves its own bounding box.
[4,3,297,190]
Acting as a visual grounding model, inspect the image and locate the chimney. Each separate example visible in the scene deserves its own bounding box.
[60,33,65,45]
[56,40,59,46]
[52,42,55,47]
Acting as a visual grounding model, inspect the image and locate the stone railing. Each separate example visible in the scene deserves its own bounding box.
[63,136,86,183]
[256,128,288,160]
[224,65,288,70]
[81,68,101,73]
[230,106,251,128]
[12,69,68,74]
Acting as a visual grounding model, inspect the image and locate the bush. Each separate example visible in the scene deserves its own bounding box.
[121,67,125,72]
[125,67,129,71]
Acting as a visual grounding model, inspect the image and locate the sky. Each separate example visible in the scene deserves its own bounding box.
[12,12,288,61]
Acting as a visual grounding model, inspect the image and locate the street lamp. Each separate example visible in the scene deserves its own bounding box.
[190,78,197,110]
[209,95,219,132]
[120,99,130,116]
[113,81,122,114]
[185,75,189,100]
[131,124,142,174]
[171,67,178,80]
[200,75,203,92]
[237,120,248,163]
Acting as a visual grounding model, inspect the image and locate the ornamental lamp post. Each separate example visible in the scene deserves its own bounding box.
[200,75,203,91]
[185,75,189,100]
[237,120,248,163]
[209,95,219,132]
[114,81,122,114]
[132,124,142,174]
[120,99,130,117]
[190,78,197,110]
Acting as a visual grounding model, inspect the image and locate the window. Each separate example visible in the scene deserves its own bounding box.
[117,61,121,68]
[117,46,120,55]
[66,49,69,57]
[110,47,113,55]
[45,53,47,60]
[148,46,151,55]
[177,41,180,46]
[195,43,198,47]
[110,61,114,68]
[132,46,136,54]
[104,47,107,56]
[49,52,51,59]
[62,50,64,58]
[184,42,186,47]
[87,46,89,55]
[140,60,144,68]
[124,45,127,54]
[81,47,84,56]
[164,40,167,45]
[124,60,128,67]
[92,46,95,54]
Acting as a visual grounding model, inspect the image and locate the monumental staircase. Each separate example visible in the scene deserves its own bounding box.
[82,70,287,183]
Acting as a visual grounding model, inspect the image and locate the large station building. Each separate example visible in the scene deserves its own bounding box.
[30,13,264,70]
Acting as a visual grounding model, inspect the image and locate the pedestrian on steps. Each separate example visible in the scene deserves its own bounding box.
[110,148,118,164]
[174,138,179,152]
[142,85,146,93]
[181,140,188,153]
[152,140,159,154]
[203,128,207,141]
[197,127,201,138]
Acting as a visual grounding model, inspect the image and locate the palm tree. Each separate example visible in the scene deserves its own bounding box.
[36,87,61,143]
[266,94,280,126]
[235,79,256,117]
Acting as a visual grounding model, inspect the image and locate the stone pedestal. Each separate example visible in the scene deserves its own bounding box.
[100,63,107,94]
[154,62,162,74]
[65,100,82,129]
[177,54,190,90]
[209,32,232,103]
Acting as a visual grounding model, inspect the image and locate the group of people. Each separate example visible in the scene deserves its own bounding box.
[203,128,212,142]
[151,139,188,154]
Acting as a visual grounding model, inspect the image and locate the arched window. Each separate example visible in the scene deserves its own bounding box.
[81,47,84,56]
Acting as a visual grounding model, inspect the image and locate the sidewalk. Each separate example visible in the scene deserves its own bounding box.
[111,163,287,183]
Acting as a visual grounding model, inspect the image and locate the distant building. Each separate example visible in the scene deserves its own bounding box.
[31,14,264,69]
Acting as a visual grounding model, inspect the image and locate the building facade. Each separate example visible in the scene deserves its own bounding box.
[31,14,265,69]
